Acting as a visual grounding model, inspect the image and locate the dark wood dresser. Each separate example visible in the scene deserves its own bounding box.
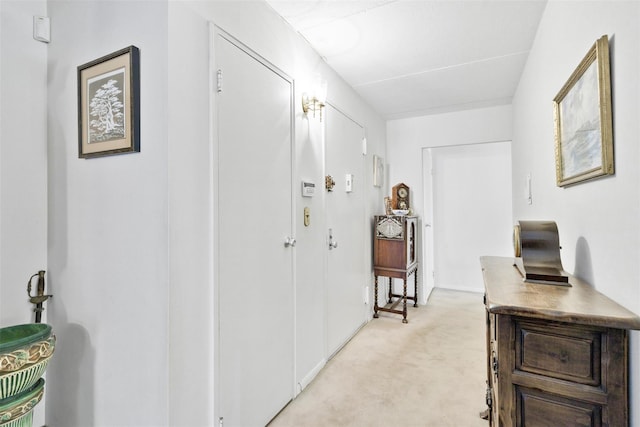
[481,256,640,426]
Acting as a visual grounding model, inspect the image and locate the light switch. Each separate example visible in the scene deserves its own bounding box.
[345,174,353,192]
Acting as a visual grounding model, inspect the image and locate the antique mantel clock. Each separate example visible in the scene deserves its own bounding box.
[391,183,410,210]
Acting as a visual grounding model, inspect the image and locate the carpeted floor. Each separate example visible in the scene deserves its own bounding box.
[269,288,489,427]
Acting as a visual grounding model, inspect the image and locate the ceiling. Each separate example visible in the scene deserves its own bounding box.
[266,0,548,120]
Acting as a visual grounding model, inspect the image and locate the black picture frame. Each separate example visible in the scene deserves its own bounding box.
[78,46,140,158]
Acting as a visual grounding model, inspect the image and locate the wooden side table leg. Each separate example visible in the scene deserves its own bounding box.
[388,277,393,303]
[373,275,379,318]
[413,266,418,307]
[402,277,408,323]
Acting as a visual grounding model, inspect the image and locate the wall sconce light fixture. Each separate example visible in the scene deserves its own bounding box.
[302,93,326,121]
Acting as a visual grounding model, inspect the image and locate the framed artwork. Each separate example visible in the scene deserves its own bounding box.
[373,155,384,187]
[78,46,140,158]
[553,35,613,187]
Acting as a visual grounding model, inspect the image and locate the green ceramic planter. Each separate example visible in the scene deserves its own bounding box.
[0,325,55,400]
[0,325,50,355]
[0,378,44,427]
[0,352,53,400]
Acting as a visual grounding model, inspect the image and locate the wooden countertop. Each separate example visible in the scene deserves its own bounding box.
[481,256,640,330]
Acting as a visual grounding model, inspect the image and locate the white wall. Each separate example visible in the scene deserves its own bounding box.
[167,1,387,425]
[46,1,169,426]
[8,1,381,425]
[0,3,49,426]
[0,1,48,326]
[510,0,640,423]
[167,4,214,426]
[387,105,513,297]
[387,105,512,221]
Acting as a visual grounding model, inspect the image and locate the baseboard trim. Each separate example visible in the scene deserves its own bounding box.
[297,358,326,395]
[435,285,484,294]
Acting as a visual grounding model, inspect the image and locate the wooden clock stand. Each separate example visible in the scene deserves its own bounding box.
[373,215,418,323]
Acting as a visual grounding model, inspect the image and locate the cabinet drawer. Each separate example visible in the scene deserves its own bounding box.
[515,320,601,386]
[516,386,602,427]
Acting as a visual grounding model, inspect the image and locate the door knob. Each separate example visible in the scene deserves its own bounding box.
[284,237,296,248]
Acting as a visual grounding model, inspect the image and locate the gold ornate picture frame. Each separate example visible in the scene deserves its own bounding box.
[553,35,613,187]
[78,46,140,159]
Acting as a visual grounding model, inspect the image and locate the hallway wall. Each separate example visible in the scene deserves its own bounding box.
[46,1,169,425]
[0,3,49,426]
[168,2,386,424]
[0,1,48,327]
[3,0,390,426]
[386,105,513,296]
[510,0,640,423]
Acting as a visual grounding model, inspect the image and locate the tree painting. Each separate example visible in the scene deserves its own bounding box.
[88,69,125,143]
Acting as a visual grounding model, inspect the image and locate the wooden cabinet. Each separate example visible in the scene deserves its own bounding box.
[481,256,640,427]
[373,215,418,323]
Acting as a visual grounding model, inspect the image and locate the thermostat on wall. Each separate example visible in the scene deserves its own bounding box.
[302,181,315,197]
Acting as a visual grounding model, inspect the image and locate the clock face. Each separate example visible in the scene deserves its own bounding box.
[392,183,410,211]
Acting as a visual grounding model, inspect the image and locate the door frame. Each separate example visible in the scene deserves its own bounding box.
[421,148,435,302]
[210,24,297,425]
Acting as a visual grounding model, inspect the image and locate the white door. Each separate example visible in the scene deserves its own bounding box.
[325,105,366,357]
[430,142,512,292]
[216,31,294,427]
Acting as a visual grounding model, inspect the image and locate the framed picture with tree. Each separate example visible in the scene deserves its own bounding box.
[78,46,140,158]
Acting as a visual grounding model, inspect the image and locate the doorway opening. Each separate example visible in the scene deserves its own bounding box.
[422,141,513,294]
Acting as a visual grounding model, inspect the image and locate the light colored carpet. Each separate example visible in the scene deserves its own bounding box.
[269,288,489,427]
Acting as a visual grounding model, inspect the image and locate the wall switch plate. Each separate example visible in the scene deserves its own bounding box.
[345,174,353,192]
[33,16,50,43]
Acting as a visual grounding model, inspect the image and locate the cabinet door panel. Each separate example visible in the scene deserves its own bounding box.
[515,320,601,386]
[516,386,601,427]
